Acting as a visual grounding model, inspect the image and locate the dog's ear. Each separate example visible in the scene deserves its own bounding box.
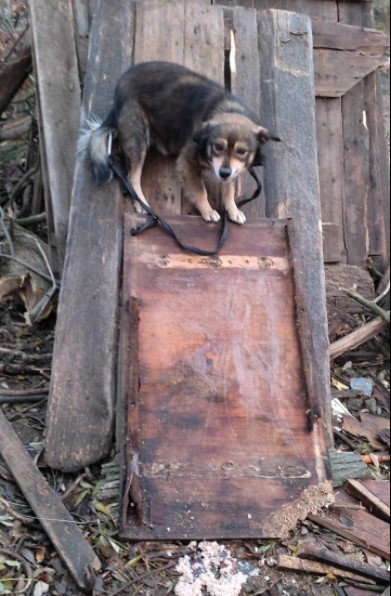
[252,126,281,166]
[193,123,214,161]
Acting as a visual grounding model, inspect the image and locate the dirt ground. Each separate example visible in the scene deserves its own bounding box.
[0,1,390,595]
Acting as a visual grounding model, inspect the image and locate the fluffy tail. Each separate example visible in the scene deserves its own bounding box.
[78,116,115,184]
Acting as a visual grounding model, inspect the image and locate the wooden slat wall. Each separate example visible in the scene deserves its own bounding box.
[214,0,390,267]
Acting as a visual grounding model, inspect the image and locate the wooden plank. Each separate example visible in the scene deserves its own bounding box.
[345,588,382,596]
[134,2,224,217]
[257,10,332,444]
[362,479,391,508]
[314,50,386,97]
[183,2,225,214]
[251,0,339,19]
[311,490,391,560]
[277,554,376,584]
[133,1,186,216]
[72,0,92,85]
[0,411,101,592]
[29,0,81,269]
[342,415,388,450]
[312,20,390,52]
[341,82,369,266]
[316,98,345,262]
[120,215,331,540]
[365,70,390,269]
[346,479,391,521]
[338,1,371,268]
[329,317,389,360]
[300,544,390,583]
[230,7,266,219]
[183,3,225,82]
[45,0,135,472]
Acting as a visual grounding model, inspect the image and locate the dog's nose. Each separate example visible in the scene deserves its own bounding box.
[219,167,232,180]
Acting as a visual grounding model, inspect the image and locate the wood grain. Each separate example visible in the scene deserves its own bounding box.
[29,0,81,268]
[0,411,101,591]
[120,215,330,540]
[45,0,135,471]
[258,9,332,444]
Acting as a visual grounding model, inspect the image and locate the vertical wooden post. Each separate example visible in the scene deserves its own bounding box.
[29,0,81,270]
[258,10,332,444]
[45,0,136,471]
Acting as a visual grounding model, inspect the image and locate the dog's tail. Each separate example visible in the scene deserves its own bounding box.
[78,115,115,184]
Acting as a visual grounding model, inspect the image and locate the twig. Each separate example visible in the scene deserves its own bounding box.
[61,472,90,502]
[10,163,40,204]
[15,213,46,226]
[374,281,390,305]
[366,257,383,281]
[333,428,357,450]
[0,252,56,285]
[0,495,35,526]
[109,562,177,596]
[0,387,49,405]
[0,394,48,405]
[0,547,33,594]
[0,347,52,361]
[0,205,15,256]
[341,287,390,323]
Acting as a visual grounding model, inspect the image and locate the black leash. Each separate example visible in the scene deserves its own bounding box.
[108,157,262,257]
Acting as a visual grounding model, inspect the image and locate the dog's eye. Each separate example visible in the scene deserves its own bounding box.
[236,147,248,156]
[214,143,225,153]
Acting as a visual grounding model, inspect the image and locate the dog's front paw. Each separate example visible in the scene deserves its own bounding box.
[133,198,149,215]
[202,209,221,223]
[228,208,246,225]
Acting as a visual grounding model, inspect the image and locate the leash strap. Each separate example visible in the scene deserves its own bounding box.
[108,157,262,257]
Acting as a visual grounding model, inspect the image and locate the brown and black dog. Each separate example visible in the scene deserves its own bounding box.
[80,61,279,224]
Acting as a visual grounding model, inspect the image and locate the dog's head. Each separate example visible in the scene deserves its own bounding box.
[193,113,280,182]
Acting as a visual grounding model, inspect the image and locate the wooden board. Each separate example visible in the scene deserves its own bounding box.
[314,50,386,97]
[45,0,136,471]
[29,0,81,269]
[311,490,391,560]
[257,10,332,441]
[0,411,101,591]
[135,1,224,216]
[230,7,265,219]
[119,215,331,540]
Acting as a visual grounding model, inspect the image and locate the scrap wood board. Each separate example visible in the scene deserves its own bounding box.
[119,214,331,540]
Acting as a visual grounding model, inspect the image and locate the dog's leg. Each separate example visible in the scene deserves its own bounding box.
[178,158,220,223]
[221,181,246,225]
[118,109,150,214]
[128,161,150,214]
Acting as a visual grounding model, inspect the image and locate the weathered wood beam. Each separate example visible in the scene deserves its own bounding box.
[258,10,332,445]
[0,411,101,592]
[29,0,81,269]
[45,0,136,472]
[329,316,389,360]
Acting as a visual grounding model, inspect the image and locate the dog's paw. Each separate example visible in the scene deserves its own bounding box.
[228,208,246,225]
[133,198,149,215]
[202,209,221,223]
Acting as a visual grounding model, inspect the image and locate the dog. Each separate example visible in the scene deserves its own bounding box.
[80,61,280,224]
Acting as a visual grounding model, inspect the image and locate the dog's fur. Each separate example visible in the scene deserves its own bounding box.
[80,61,279,224]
